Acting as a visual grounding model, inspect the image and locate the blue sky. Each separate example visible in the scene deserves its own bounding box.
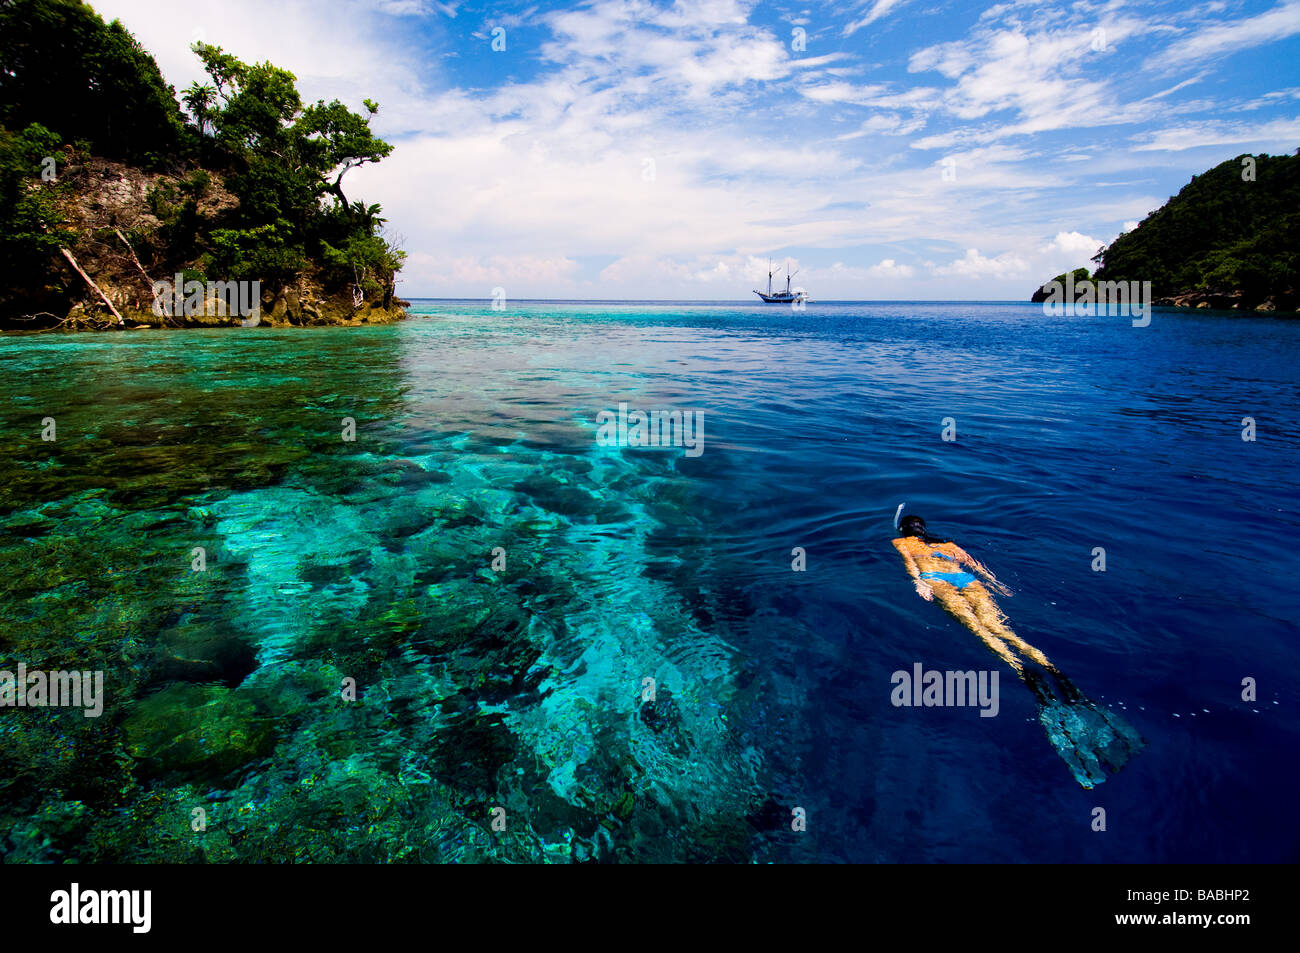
[96,0,1300,299]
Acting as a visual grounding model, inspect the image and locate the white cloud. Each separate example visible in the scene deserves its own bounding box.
[906,9,1176,145]
[799,81,889,103]
[935,247,1031,279]
[932,231,1104,284]
[540,0,795,100]
[844,0,912,37]
[867,258,916,278]
[1161,0,1300,63]
[1131,116,1300,150]
[401,252,579,291]
[1043,231,1103,259]
[94,0,428,100]
[836,113,928,138]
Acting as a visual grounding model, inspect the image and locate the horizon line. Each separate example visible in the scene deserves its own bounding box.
[400,297,1041,304]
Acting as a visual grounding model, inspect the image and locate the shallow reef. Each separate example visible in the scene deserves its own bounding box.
[0,329,776,862]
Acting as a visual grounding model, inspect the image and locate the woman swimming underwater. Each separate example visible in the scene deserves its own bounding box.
[892,512,1143,788]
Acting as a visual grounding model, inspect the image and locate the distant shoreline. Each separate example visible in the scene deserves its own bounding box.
[403,297,1300,310]
[403,297,1085,304]
[8,299,1297,334]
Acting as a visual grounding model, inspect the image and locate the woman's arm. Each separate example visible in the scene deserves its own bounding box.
[954,546,1013,597]
[892,539,933,601]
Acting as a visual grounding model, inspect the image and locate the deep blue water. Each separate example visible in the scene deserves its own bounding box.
[2,299,1297,862]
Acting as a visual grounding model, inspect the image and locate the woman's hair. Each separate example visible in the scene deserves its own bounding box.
[899,514,947,544]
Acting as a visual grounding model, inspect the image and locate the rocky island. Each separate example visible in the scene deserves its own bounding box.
[1031,150,1298,313]
[0,0,407,330]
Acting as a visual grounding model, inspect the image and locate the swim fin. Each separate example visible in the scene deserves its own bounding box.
[1026,670,1145,788]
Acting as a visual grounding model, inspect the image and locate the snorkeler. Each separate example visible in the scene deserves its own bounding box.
[892,511,1143,788]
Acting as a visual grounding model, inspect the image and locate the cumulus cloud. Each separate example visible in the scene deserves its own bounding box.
[934,248,1031,280]
[867,258,916,278]
[932,231,1103,284]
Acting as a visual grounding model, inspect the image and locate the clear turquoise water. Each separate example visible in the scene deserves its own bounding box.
[1,299,1297,862]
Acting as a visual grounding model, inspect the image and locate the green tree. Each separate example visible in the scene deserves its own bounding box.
[0,0,186,166]
[186,42,400,302]
[1091,152,1299,299]
[182,82,217,137]
[0,124,76,293]
[0,1,404,324]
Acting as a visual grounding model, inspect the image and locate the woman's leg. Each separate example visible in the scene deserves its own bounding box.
[931,585,1026,676]
[936,584,1143,786]
[963,584,1060,674]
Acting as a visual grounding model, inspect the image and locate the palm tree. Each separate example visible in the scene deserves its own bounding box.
[182,82,217,136]
[348,201,386,230]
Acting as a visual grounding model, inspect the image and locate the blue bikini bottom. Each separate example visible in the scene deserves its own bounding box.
[920,570,979,590]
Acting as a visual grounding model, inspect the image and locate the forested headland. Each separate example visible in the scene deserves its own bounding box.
[1031,150,1298,313]
[0,0,407,330]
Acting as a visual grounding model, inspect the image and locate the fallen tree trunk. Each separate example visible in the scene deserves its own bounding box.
[115,228,152,286]
[115,228,174,326]
[59,246,126,327]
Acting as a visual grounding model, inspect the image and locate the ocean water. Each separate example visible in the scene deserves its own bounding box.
[1,299,1297,863]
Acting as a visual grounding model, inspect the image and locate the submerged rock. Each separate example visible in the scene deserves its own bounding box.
[147,625,258,688]
[513,474,601,518]
[123,683,276,783]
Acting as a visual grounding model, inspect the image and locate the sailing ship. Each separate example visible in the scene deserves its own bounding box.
[754,259,808,303]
